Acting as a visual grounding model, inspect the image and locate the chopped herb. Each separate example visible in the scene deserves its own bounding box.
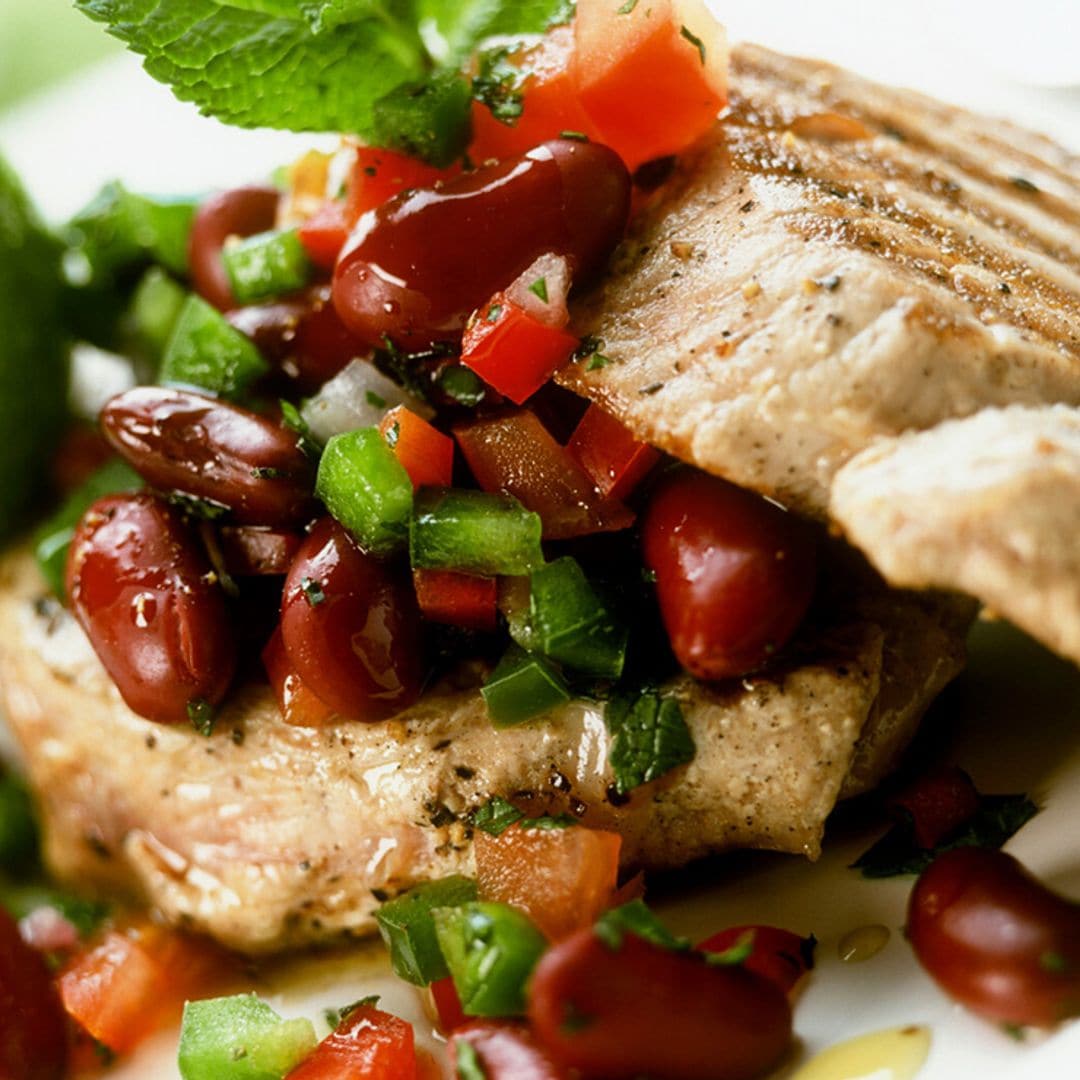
[585,352,611,371]
[528,277,549,303]
[279,399,322,460]
[1040,951,1068,974]
[485,303,504,323]
[166,491,229,521]
[560,1001,595,1034]
[472,46,527,126]
[617,0,639,12]
[704,929,755,967]
[93,1040,117,1067]
[1010,176,1040,194]
[437,364,487,407]
[384,421,401,449]
[641,568,657,584]
[187,699,216,737]
[594,900,688,952]
[365,389,387,409]
[323,995,379,1029]
[1001,1023,1027,1042]
[852,793,1039,878]
[526,814,578,831]
[680,25,707,65]
[559,130,589,141]
[300,577,326,607]
[250,466,282,480]
[456,1038,489,1080]
[605,690,695,795]
[471,796,524,836]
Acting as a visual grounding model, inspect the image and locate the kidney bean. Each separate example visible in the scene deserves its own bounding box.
[448,1022,569,1080]
[66,493,236,724]
[332,138,631,350]
[0,907,67,1080]
[280,517,424,721]
[641,470,817,681]
[907,847,1080,1027]
[217,525,304,576]
[101,387,317,527]
[528,928,792,1079]
[189,185,280,311]
[228,284,364,391]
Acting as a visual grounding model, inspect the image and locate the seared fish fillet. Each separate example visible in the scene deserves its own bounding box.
[560,44,1080,516]
[0,548,967,953]
[833,405,1080,668]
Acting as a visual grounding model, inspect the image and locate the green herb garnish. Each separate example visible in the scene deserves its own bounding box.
[528,276,549,303]
[680,25,707,65]
[605,690,695,795]
[187,698,216,737]
[300,577,326,607]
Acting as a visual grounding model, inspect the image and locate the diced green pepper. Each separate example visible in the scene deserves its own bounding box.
[374,875,478,986]
[131,267,187,359]
[433,901,547,1017]
[177,995,316,1080]
[481,645,570,728]
[34,458,143,597]
[316,428,414,556]
[0,773,38,874]
[529,557,628,679]
[410,488,543,577]
[372,70,472,168]
[221,229,312,305]
[67,181,198,280]
[160,294,269,399]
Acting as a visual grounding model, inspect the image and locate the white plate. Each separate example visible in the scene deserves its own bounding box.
[1,4,1078,1078]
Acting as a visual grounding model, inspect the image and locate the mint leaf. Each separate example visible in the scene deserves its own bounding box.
[852,793,1038,878]
[605,690,695,795]
[75,1,573,158]
[594,900,688,952]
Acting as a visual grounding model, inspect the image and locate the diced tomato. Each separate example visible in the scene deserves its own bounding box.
[298,200,352,270]
[449,1022,569,1080]
[379,406,454,489]
[262,626,337,727]
[572,0,728,172]
[470,26,602,164]
[475,822,621,941]
[462,297,579,406]
[430,975,469,1034]
[286,1003,417,1080]
[887,765,982,850]
[413,569,498,632]
[567,404,661,500]
[698,925,816,995]
[59,924,231,1057]
[455,410,635,539]
[348,147,457,220]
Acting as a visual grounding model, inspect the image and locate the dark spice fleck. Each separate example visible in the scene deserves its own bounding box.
[426,801,457,828]
[454,765,476,780]
[739,199,755,213]
[606,783,631,808]
[231,728,245,746]
[145,733,157,750]
[569,798,588,817]
[433,738,452,752]
[639,382,665,396]
[815,274,842,291]
[370,888,390,903]
[1010,176,1040,194]
[551,769,572,793]
[999,282,1012,295]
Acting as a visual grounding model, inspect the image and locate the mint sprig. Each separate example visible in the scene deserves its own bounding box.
[74,0,573,162]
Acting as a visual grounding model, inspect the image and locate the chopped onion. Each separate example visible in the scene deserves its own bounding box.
[505,253,571,329]
[301,357,432,444]
[69,343,136,421]
[19,906,80,953]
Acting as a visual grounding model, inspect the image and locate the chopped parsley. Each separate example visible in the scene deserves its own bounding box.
[594,899,688,952]
[485,303,504,323]
[323,995,379,1029]
[471,796,579,836]
[576,335,612,370]
[680,25,707,65]
[187,698,216,737]
[279,399,321,460]
[250,466,282,480]
[605,690,695,795]
[300,577,326,607]
[166,491,228,521]
[617,0,639,13]
[365,389,387,409]
[472,46,527,125]
[436,364,487,407]
[528,276,549,303]
[586,352,611,371]
[559,130,589,142]
[704,929,755,967]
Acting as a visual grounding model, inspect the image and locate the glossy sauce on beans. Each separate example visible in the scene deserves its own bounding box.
[641,470,817,681]
[188,185,280,311]
[66,494,236,724]
[280,518,424,721]
[333,139,631,350]
[101,387,317,527]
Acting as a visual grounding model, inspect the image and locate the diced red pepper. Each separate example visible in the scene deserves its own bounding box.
[698,925,816,995]
[413,569,498,632]
[469,26,601,165]
[455,410,635,540]
[567,403,661,500]
[285,1003,417,1080]
[262,626,336,727]
[887,765,982,850]
[379,406,454,489]
[475,822,622,942]
[462,296,579,406]
[572,0,729,172]
[430,975,469,1034]
[297,200,352,270]
[448,1022,569,1080]
[347,147,457,220]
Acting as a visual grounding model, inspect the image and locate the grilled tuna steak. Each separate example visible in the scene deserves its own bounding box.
[0,547,966,952]
[560,44,1080,516]
[833,405,1080,667]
